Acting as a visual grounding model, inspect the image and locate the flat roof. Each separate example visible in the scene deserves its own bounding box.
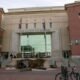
[65,1,80,9]
[8,6,65,13]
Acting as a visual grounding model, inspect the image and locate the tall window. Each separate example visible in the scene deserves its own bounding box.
[19,18,22,29]
[34,23,36,28]
[26,23,28,29]
[19,23,22,29]
[50,22,52,28]
[78,13,80,16]
[42,22,45,30]
[0,37,2,45]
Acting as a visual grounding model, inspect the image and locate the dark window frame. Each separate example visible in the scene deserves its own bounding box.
[50,22,52,28]
[42,22,45,30]
[34,23,36,28]
[26,23,28,29]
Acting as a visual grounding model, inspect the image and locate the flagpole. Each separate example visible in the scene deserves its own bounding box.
[44,30,47,57]
[27,34,29,45]
[19,18,24,58]
[27,34,29,57]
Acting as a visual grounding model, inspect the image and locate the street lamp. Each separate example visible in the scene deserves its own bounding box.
[42,21,47,57]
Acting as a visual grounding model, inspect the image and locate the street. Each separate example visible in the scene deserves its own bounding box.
[0,69,57,80]
[0,67,80,80]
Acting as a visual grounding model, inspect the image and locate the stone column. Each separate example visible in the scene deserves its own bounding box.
[50,29,62,66]
[11,31,20,55]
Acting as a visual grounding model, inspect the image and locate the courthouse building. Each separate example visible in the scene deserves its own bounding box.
[1,1,80,67]
[1,6,70,67]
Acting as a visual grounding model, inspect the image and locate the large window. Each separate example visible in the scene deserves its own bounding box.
[20,34,51,58]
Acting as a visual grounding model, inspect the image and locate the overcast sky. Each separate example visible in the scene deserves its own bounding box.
[0,0,76,12]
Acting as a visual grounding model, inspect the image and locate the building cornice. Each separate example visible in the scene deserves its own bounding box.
[5,10,66,15]
[8,6,64,12]
[65,2,80,10]
[4,6,66,15]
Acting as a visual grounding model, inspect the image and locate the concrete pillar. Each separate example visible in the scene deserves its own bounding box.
[50,30,62,66]
[11,32,20,55]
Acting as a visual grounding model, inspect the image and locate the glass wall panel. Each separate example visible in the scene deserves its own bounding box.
[20,34,51,57]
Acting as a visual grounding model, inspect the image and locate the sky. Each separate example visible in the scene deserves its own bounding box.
[0,0,76,12]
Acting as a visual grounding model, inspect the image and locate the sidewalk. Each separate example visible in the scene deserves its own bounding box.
[0,69,54,80]
[0,67,79,80]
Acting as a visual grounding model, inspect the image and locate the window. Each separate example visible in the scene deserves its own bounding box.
[62,50,71,59]
[78,13,80,16]
[71,40,80,45]
[0,37,2,45]
[19,24,22,29]
[75,40,78,45]
[42,22,45,30]
[26,23,28,29]
[50,22,52,28]
[34,23,36,28]
[19,18,22,29]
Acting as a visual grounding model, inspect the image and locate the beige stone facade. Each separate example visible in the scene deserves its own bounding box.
[1,6,70,67]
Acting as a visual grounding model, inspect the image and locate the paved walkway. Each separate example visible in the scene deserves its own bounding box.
[0,67,79,80]
[0,69,57,80]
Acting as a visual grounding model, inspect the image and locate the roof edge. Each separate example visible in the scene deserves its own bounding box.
[65,2,80,9]
[8,6,65,13]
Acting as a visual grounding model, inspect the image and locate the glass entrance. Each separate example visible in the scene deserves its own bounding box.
[20,34,51,58]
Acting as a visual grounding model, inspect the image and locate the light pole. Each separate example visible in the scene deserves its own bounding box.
[43,21,47,57]
[19,18,24,58]
[27,34,29,58]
